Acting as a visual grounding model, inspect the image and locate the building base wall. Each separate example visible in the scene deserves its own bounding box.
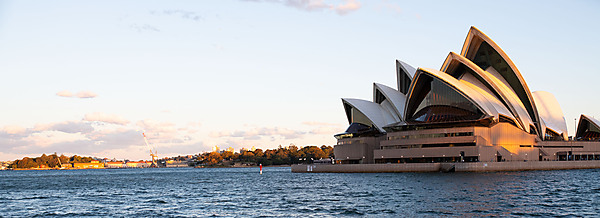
[291,161,600,173]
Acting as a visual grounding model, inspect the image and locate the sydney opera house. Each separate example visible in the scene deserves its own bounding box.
[333,27,600,167]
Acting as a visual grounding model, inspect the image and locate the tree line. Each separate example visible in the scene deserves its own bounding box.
[9,154,94,169]
[195,145,334,166]
[8,145,336,168]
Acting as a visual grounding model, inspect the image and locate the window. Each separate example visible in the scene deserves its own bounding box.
[387,132,473,140]
[544,128,562,141]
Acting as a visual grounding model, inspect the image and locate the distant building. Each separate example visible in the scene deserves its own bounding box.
[226,147,235,153]
[165,160,189,168]
[104,161,125,168]
[125,161,151,168]
[250,146,256,152]
[73,160,104,169]
[212,145,220,152]
[0,161,13,170]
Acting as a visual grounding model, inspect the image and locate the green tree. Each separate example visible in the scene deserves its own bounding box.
[301,146,327,162]
[204,152,223,165]
[59,155,69,165]
[321,145,334,158]
[240,151,255,163]
[47,154,60,168]
[16,157,37,168]
[221,151,234,161]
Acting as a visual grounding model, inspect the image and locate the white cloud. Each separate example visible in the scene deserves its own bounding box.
[246,0,361,15]
[23,131,87,147]
[302,121,342,126]
[84,112,129,125]
[150,10,203,21]
[32,121,94,134]
[310,126,343,135]
[0,118,207,161]
[155,142,207,157]
[210,126,306,140]
[49,121,95,134]
[130,24,160,33]
[334,0,360,15]
[377,0,402,15]
[56,90,73,97]
[56,90,98,99]
[1,125,27,135]
[285,0,331,11]
[86,128,143,149]
[136,119,180,143]
[75,91,98,98]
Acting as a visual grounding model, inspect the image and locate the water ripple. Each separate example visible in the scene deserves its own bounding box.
[2,168,600,216]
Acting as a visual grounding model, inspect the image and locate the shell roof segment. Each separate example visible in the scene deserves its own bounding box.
[441,52,532,132]
[532,91,568,140]
[396,60,417,94]
[373,83,407,122]
[405,68,501,123]
[342,98,398,133]
[576,114,600,139]
[460,26,541,137]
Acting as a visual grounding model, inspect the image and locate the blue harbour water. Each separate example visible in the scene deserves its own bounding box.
[1,167,600,217]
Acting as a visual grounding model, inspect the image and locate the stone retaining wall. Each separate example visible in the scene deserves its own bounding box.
[291,161,600,173]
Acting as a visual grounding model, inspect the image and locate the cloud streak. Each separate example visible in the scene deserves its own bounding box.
[302,121,342,126]
[84,112,130,125]
[211,126,306,140]
[377,0,402,14]
[245,0,361,15]
[150,10,203,21]
[130,24,160,33]
[0,117,203,161]
[56,90,98,99]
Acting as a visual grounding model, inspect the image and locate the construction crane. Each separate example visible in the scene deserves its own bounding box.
[55,152,63,169]
[143,132,159,167]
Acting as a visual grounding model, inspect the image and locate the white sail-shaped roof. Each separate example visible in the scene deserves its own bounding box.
[532,91,568,140]
[459,75,517,125]
[440,52,531,132]
[484,66,535,133]
[576,114,600,139]
[405,68,509,123]
[373,83,407,121]
[397,60,416,79]
[342,98,397,133]
[396,60,417,95]
[460,26,541,136]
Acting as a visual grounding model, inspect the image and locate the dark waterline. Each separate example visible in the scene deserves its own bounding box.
[1,167,600,216]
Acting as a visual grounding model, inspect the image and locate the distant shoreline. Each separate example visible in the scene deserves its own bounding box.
[2,164,293,171]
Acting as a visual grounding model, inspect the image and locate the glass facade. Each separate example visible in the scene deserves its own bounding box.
[381,143,476,150]
[406,75,484,123]
[544,128,562,141]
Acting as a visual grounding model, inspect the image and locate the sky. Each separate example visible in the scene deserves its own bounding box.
[0,0,599,161]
